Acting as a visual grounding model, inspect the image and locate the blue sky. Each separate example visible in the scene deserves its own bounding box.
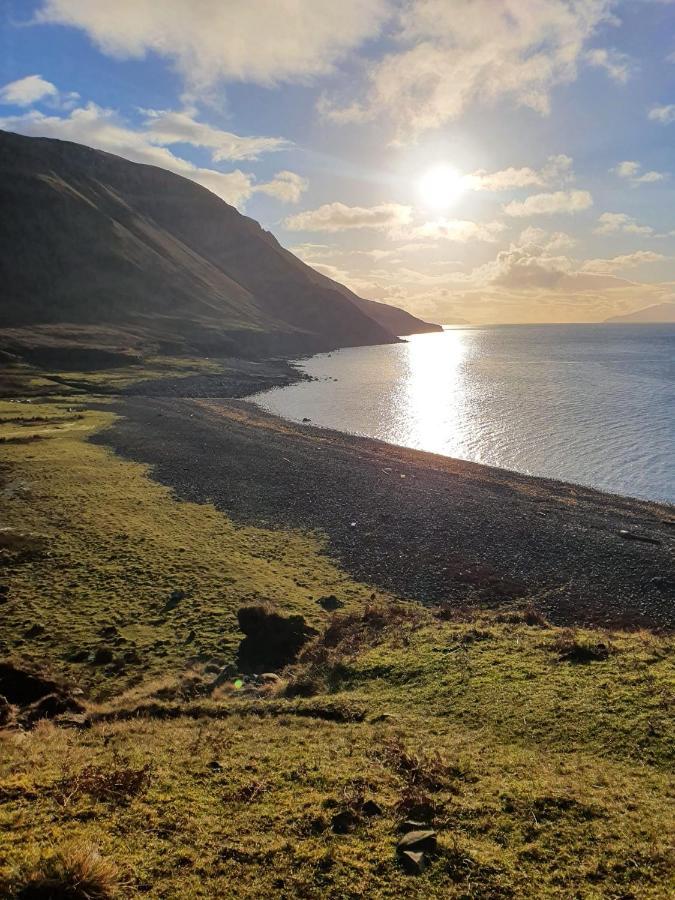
[1,0,675,323]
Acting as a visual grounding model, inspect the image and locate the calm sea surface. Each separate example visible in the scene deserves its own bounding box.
[253,324,675,504]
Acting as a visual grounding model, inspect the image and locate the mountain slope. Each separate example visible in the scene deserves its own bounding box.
[605,302,675,324]
[279,250,443,335]
[0,130,437,358]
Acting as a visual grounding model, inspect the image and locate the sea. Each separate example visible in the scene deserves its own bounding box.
[252,324,675,505]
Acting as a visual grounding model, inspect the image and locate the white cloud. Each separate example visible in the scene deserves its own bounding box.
[467,155,573,191]
[460,244,632,293]
[0,73,80,110]
[648,104,675,124]
[503,189,593,217]
[613,160,641,178]
[585,47,631,82]
[36,0,389,89]
[519,226,577,250]
[322,0,617,138]
[581,251,666,273]
[409,218,506,243]
[284,202,413,232]
[0,74,58,106]
[255,170,308,204]
[612,159,667,184]
[594,212,654,235]
[141,109,289,161]
[0,102,304,207]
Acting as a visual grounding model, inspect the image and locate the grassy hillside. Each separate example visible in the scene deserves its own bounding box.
[0,375,673,898]
[0,131,439,363]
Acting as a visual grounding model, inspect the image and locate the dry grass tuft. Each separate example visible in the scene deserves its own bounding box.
[55,763,151,807]
[311,602,428,657]
[374,737,473,793]
[9,842,119,899]
[495,603,549,627]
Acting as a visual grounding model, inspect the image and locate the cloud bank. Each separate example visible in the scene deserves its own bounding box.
[36,0,389,89]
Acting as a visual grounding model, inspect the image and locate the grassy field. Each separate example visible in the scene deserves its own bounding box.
[0,388,673,898]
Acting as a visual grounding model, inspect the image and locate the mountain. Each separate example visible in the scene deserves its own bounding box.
[292,261,442,336]
[605,302,675,324]
[0,130,439,362]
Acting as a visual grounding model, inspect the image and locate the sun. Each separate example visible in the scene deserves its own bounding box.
[418,165,466,210]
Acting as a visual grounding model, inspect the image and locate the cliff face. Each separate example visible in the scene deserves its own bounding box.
[0,130,438,358]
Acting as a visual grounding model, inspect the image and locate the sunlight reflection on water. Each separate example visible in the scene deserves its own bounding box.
[252,325,675,503]
[400,329,467,455]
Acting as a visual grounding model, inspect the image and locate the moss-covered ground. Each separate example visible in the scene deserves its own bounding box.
[0,389,673,898]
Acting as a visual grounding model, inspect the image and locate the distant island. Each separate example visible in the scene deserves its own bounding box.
[605,302,675,323]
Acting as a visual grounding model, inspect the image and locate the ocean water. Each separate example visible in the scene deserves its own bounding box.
[253,324,675,504]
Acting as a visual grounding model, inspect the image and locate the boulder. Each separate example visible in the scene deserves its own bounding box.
[0,663,60,705]
[98,625,119,638]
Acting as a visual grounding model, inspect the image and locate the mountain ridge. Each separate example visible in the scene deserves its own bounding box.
[604,302,675,324]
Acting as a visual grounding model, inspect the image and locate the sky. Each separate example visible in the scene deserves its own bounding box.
[1,1,675,324]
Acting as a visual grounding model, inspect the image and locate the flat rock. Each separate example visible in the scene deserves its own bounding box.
[399,819,431,833]
[397,829,437,854]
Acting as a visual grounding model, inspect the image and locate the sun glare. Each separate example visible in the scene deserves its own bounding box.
[418,165,466,210]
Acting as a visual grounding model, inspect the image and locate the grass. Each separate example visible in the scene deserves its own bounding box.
[0,397,379,696]
[0,355,227,399]
[0,378,673,897]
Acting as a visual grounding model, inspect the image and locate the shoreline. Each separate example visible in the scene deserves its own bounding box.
[95,375,675,631]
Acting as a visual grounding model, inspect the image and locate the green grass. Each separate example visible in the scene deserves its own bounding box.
[0,385,673,898]
[0,355,227,398]
[0,398,381,697]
